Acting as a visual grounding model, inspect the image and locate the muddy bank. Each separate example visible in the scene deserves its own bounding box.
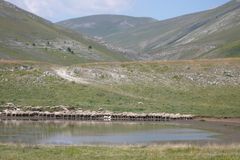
[196,117,240,125]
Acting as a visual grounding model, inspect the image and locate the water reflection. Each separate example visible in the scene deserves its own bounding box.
[0,120,217,145]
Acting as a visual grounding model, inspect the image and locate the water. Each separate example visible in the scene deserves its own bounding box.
[0,120,221,145]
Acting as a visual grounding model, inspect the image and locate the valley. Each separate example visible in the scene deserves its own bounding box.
[58,0,240,60]
[0,0,239,159]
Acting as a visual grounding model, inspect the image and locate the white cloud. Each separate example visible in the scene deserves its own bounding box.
[6,0,135,22]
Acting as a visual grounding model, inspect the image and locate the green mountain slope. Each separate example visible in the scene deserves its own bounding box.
[0,0,127,65]
[57,15,157,37]
[105,0,240,60]
[59,0,240,60]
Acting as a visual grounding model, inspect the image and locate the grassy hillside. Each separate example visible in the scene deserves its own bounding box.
[0,1,127,65]
[0,1,239,118]
[106,0,240,59]
[0,59,239,117]
[57,15,157,37]
[105,0,240,60]
[59,0,240,60]
[2,0,240,62]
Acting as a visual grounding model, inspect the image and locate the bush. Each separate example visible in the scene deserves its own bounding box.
[88,45,93,50]
[67,47,74,54]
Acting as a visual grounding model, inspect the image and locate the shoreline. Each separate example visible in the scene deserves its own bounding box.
[1,103,240,123]
[1,112,240,123]
[195,117,240,124]
[0,110,194,122]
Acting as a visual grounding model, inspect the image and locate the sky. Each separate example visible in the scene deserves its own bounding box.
[6,0,230,22]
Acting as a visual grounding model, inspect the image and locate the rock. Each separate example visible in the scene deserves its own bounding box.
[223,71,233,77]
[76,109,83,113]
[15,65,33,71]
[98,108,104,112]
[59,105,69,112]
[43,71,55,77]
[4,103,16,109]
[30,107,43,111]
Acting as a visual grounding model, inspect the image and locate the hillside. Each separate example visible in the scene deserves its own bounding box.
[59,0,240,60]
[57,15,157,37]
[0,0,127,65]
[105,0,240,60]
[0,58,240,117]
[0,0,239,118]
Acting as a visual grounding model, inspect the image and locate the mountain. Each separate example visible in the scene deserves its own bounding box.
[0,0,127,65]
[1,0,239,63]
[59,0,240,60]
[105,0,240,60]
[0,0,240,119]
[57,15,157,38]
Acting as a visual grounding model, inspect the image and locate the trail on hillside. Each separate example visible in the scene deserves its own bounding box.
[53,67,153,101]
[54,68,89,84]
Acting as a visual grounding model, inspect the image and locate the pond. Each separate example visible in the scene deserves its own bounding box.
[0,120,239,145]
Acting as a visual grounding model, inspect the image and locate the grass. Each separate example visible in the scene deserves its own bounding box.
[0,59,240,117]
[0,45,93,65]
[0,144,240,160]
[112,84,240,117]
[0,65,138,110]
[1,79,239,117]
[0,3,128,65]
[217,41,240,58]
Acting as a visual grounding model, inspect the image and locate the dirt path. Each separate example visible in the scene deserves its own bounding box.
[54,67,89,84]
[53,67,153,101]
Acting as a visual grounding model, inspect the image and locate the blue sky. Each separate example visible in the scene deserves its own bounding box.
[6,0,230,22]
